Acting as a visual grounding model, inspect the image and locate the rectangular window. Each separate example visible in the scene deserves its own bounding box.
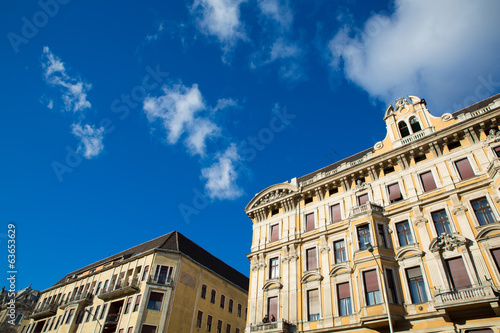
[396,221,414,246]
[235,329,240,333]
[491,248,500,272]
[306,248,317,270]
[386,269,398,304]
[387,183,403,203]
[414,154,426,163]
[358,193,369,205]
[217,320,222,333]
[330,204,341,223]
[154,265,173,284]
[357,225,371,250]
[377,224,388,248]
[228,299,233,313]
[93,306,100,321]
[446,257,471,290]
[210,290,216,304]
[455,158,475,180]
[307,289,320,321]
[270,224,279,242]
[363,270,381,306]
[329,187,339,195]
[494,146,500,157]
[65,309,74,324]
[206,315,212,332]
[100,304,108,319]
[337,282,352,316]
[384,166,395,175]
[124,297,132,314]
[334,240,346,263]
[269,258,279,279]
[237,304,242,317]
[447,141,461,151]
[85,307,93,322]
[472,197,495,225]
[147,292,163,311]
[226,324,231,333]
[267,296,277,320]
[305,196,313,204]
[141,325,157,333]
[142,266,149,281]
[406,267,428,303]
[196,311,203,328]
[201,284,207,299]
[432,210,452,235]
[220,295,225,309]
[133,295,141,312]
[420,171,437,192]
[305,213,315,231]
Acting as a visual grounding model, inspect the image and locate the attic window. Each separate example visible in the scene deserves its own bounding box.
[271,208,279,216]
[414,155,427,163]
[410,117,422,133]
[447,141,461,151]
[305,197,313,204]
[383,166,395,175]
[398,121,411,138]
[329,187,338,195]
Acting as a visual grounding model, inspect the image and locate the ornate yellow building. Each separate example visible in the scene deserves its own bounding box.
[245,94,500,333]
[22,231,248,333]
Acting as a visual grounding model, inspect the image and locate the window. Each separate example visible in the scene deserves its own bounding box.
[387,183,403,203]
[493,146,500,157]
[363,270,381,305]
[406,266,428,303]
[124,297,132,314]
[220,295,225,309]
[235,329,240,333]
[270,224,279,242]
[357,193,369,206]
[377,224,388,248]
[133,295,141,312]
[306,248,317,270]
[357,225,371,250]
[307,289,320,321]
[409,117,421,133]
[334,240,346,263]
[127,328,133,333]
[217,320,222,333]
[386,269,398,304]
[305,213,315,231]
[228,299,233,313]
[414,154,426,163]
[396,221,414,246]
[446,257,471,290]
[267,296,277,320]
[337,282,352,316]
[141,325,157,333]
[269,258,279,279]
[383,166,395,175]
[305,196,313,204]
[472,197,495,225]
[210,290,216,304]
[432,210,452,235]
[206,315,213,332]
[420,171,437,192]
[65,309,74,324]
[491,248,500,272]
[271,208,279,215]
[93,306,100,320]
[201,284,207,299]
[142,265,149,281]
[237,304,242,317]
[100,304,108,319]
[398,121,410,138]
[103,280,109,292]
[330,204,341,223]
[154,265,173,284]
[447,141,461,151]
[147,292,163,311]
[455,158,475,180]
[196,311,203,328]
[329,187,338,195]
[226,324,231,333]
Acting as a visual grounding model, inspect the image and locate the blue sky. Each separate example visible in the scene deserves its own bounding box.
[2,0,500,292]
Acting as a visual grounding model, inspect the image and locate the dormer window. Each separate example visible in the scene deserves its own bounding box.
[409,116,422,133]
[398,121,410,138]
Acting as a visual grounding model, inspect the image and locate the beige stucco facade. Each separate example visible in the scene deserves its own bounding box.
[245,94,500,333]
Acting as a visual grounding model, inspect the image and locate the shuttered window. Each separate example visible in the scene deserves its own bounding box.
[420,171,437,192]
[446,257,471,290]
[491,248,500,272]
[270,224,279,242]
[358,194,369,205]
[363,270,381,305]
[306,213,315,231]
[337,283,352,316]
[455,158,475,180]
[307,289,320,321]
[406,267,428,303]
[494,146,500,157]
[267,297,278,320]
[387,183,403,203]
[330,204,341,223]
[306,248,317,270]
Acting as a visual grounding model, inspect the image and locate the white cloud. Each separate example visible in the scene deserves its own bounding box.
[328,0,500,112]
[143,83,221,156]
[41,47,92,112]
[191,0,247,55]
[71,123,105,159]
[258,0,293,31]
[201,143,242,200]
[146,22,165,42]
[211,98,238,112]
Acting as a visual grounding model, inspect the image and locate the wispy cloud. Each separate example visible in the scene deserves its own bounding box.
[190,0,247,58]
[41,46,92,112]
[328,0,500,111]
[201,143,242,200]
[146,21,165,42]
[71,123,105,159]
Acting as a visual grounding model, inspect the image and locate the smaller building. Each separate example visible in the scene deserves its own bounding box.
[0,285,40,333]
[22,231,248,333]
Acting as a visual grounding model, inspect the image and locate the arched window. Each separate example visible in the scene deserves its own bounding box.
[398,121,410,138]
[410,117,422,133]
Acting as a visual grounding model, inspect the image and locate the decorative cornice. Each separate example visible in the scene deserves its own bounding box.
[476,222,500,242]
[451,204,468,216]
[395,245,425,262]
[300,270,323,284]
[262,279,283,291]
[329,262,353,277]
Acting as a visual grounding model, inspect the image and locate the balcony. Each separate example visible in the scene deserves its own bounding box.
[147,275,174,287]
[104,313,120,326]
[250,319,292,333]
[350,202,383,218]
[31,303,57,320]
[434,284,499,310]
[98,278,139,301]
[60,292,93,309]
[393,127,434,148]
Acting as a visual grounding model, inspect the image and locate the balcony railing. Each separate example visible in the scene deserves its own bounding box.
[393,127,434,147]
[147,275,173,286]
[31,303,58,320]
[104,313,120,326]
[350,202,383,218]
[434,284,498,309]
[98,278,139,301]
[60,292,93,308]
[250,319,291,333]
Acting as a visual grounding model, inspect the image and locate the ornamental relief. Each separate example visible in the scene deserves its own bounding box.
[429,233,469,253]
[484,128,500,144]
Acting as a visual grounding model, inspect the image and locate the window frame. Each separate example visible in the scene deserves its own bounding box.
[395,220,415,247]
[454,157,476,181]
[419,170,438,193]
[333,239,347,264]
[330,203,342,223]
[306,289,320,321]
[304,212,316,232]
[270,223,280,242]
[405,266,429,304]
[356,224,372,250]
[362,269,382,306]
[431,209,453,236]
[470,196,496,226]
[147,291,164,311]
[305,247,318,271]
[337,282,352,316]
[387,182,403,203]
[269,257,279,279]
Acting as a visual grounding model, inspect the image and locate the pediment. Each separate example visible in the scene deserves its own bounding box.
[476,223,500,242]
[395,246,424,261]
[300,271,323,284]
[263,279,283,291]
[245,182,299,212]
[329,263,352,277]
